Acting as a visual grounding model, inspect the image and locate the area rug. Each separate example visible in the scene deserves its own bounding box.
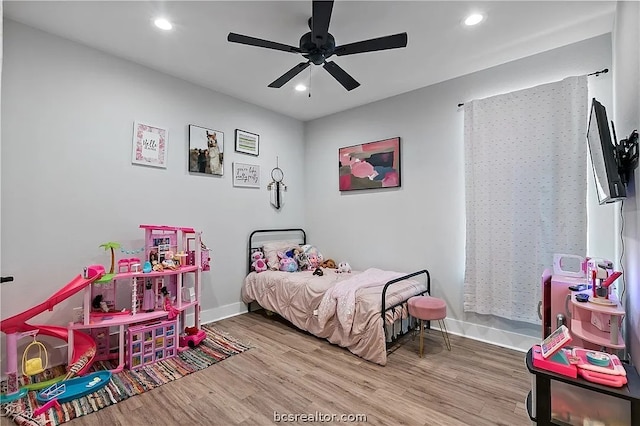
[1,325,250,426]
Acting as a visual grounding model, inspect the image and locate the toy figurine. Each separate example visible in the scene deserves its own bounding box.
[160,286,179,320]
[142,279,155,312]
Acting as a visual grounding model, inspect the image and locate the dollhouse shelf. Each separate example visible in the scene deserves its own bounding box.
[65,224,207,373]
[108,265,199,280]
[69,301,199,329]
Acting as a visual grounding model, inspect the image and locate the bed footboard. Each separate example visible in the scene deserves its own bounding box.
[381,269,431,348]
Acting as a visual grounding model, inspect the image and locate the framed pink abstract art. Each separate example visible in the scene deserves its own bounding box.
[339,137,401,191]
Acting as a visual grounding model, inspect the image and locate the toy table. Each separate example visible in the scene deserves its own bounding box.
[525,347,640,425]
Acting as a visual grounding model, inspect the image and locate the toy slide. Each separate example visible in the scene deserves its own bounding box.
[35,325,96,377]
[1,273,101,389]
[1,274,101,334]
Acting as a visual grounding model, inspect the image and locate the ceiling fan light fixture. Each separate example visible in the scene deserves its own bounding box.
[295,84,307,92]
[154,18,173,31]
[464,13,484,26]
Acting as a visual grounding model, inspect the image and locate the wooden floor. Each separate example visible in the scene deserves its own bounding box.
[65,313,531,426]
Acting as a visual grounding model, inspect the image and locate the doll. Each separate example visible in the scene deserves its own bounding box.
[142,279,155,312]
[161,286,180,320]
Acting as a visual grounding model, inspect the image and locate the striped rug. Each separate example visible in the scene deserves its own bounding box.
[1,325,250,425]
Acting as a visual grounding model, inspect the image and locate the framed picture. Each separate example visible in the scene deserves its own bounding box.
[233,162,260,188]
[132,121,168,168]
[235,129,259,156]
[338,137,401,191]
[188,124,224,176]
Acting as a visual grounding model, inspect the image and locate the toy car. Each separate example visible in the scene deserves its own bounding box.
[179,330,206,348]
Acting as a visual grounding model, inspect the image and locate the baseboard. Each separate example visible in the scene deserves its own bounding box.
[433,318,539,353]
[199,302,247,325]
[200,307,539,352]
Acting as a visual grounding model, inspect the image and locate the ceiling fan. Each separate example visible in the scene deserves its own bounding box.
[227,0,408,91]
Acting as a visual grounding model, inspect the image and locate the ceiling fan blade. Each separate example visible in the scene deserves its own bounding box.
[268,62,311,88]
[228,32,301,54]
[323,61,360,91]
[334,32,408,56]
[311,1,334,48]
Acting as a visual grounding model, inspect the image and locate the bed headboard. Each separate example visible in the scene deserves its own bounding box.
[247,228,306,274]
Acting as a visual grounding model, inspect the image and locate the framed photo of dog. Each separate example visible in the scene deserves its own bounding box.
[188,124,224,176]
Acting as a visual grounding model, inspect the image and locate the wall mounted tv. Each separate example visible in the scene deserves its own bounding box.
[587,98,626,204]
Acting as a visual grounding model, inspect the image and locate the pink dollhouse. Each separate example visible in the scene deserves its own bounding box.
[70,225,209,372]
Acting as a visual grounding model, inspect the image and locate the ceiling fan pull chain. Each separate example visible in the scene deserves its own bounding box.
[309,66,312,98]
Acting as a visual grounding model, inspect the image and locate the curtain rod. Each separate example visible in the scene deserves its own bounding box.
[456,68,609,108]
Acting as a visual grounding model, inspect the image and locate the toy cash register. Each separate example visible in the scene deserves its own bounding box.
[540,325,572,358]
[532,325,577,378]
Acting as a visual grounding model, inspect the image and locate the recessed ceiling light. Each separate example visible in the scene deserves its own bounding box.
[295,84,307,92]
[154,18,173,31]
[464,14,484,26]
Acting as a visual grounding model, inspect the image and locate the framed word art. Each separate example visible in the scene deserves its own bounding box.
[132,121,168,168]
[233,162,260,188]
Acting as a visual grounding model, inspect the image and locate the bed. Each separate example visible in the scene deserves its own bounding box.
[241,228,431,365]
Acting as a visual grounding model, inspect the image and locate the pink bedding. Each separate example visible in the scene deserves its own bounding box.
[241,268,427,365]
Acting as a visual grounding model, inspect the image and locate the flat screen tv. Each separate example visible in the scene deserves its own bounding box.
[587,98,626,204]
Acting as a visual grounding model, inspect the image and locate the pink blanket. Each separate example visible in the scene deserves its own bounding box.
[317,268,407,334]
[241,269,426,365]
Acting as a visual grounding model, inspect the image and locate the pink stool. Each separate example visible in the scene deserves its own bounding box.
[407,296,451,357]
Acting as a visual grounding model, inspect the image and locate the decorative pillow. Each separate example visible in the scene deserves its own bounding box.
[263,241,301,270]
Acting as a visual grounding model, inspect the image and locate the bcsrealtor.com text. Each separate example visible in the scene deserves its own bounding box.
[273,411,367,423]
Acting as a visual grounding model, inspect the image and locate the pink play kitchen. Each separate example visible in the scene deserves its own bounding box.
[527,253,640,426]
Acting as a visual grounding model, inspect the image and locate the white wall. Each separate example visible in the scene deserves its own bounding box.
[613,1,640,371]
[304,34,614,350]
[1,20,305,332]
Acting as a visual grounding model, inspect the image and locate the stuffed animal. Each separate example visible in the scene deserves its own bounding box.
[278,252,298,272]
[301,244,323,260]
[321,259,337,269]
[295,251,310,271]
[308,253,319,270]
[337,262,352,273]
[251,251,268,273]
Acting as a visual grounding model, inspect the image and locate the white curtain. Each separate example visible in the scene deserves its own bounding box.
[463,76,588,323]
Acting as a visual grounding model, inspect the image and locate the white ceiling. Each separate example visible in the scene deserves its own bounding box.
[4,1,616,121]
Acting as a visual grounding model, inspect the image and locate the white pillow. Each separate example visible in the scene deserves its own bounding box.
[263,241,300,270]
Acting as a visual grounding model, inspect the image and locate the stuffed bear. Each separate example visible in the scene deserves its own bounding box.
[321,259,337,269]
[251,251,267,273]
[337,262,352,273]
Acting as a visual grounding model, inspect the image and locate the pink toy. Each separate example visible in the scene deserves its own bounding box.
[34,398,60,416]
[179,329,206,349]
[278,252,298,272]
[161,287,180,320]
[251,252,267,273]
[1,224,211,395]
[128,319,177,370]
[307,254,319,270]
[1,273,103,402]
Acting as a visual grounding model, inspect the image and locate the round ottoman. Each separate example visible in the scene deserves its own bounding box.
[407,296,451,356]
